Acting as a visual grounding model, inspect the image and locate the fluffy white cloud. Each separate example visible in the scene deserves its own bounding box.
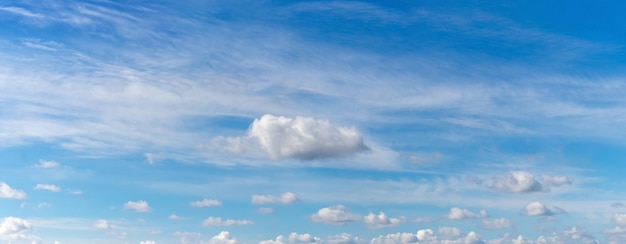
[252,192,299,204]
[190,198,222,207]
[446,207,488,220]
[0,217,38,243]
[93,219,116,230]
[310,205,360,225]
[34,184,61,192]
[169,214,181,220]
[207,231,239,244]
[225,114,368,160]
[371,229,436,244]
[0,183,26,199]
[140,241,156,244]
[488,171,542,193]
[201,217,253,227]
[364,212,404,229]
[480,218,513,229]
[522,201,564,216]
[35,160,59,168]
[327,233,365,244]
[124,200,152,212]
[612,213,626,226]
[260,232,323,244]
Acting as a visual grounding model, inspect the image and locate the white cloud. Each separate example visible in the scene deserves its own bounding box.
[446,207,488,220]
[140,241,156,244]
[0,217,38,243]
[124,200,151,212]
[363,212,404,229]
[169,214,181,220]
[541,175,572,187]
[310,205,360,225]
[174,232,202,244]
[34,184,61,192]
[371,229,436,244]
[612,213,626,226]
[437,227,462,240]
[480,218,513,229]
[0,182,26,199]
[327,233,365,244]
[252,192,299,204]
[258,208,275,214]
[207,231,239,244]
[223,114,368,160]
[190,198,222,207]
[260,232,323,244]
[488,171,542,193]
[0,6,44,18]
[522,201,564,216]
[93,219,116,230]
[201,217,253,227]
[35,160,59,168]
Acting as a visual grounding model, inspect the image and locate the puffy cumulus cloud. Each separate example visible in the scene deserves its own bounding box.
[446,207,488,220]
[207,231,239,244]
[201,217,253,227]
[612,213,626,226]
[480,218,513,229]
[124,200,152,212]
[34,184,61,192]
[190,198,222,207]
[0,217,31,236]
[140,241,156,244]
[371,229,436,244]
[174,232,202,244]
[222,114,369,160]
[521,201,565,216]
[310,205,360,225]
[252,192,299,204]
[34,160,59,168]
[0,182,26,199]
[327,233,366,244]
[93,219,116,230]
[488,171,542,193]
[363,212,405,229]
[260,232,323,244]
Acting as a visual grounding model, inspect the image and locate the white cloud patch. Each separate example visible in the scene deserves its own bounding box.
[260,232,323,244]
[35,160,59,168]
[612,213,626,226]
[34,184,61,192]
[488,171,572,193]
[144,153,163,165]
[522,201,565,216]
[93,219,116,230]
[169,214,181,220]
[190,198,222,207]
[252,192,299,204]
[0,6,44,18]
[437,227,462,240]
[311,205,360,225]
[207,231,239,244]
[174,232,202,244]
[480,218,513,229]
[0,217,37,243]
[218,114,368,160]
[446,207,488,220]
[363,212,405,229]
[327,233,365,244]
[0,182,26,199]
[123,200,151,212]
[201,217,253,227]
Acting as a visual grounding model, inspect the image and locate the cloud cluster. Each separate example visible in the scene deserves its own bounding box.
[488,171,571,193]
[446,207,488,220]
[207,231,239,244]
[0,217,35,242]
[260,232,323,244]
[34,160,59,168]
[93,219,116,230]
[370,229,484,244]
[521,201,566,216]
[310,205,361,225]
[190,198,222,207]
[480,218,513,229]
[123,200,152,212]
[201,217,253,227]
[34,184,61,192]
[363,212,405,229]
[252,192,299,204]
[0,183,26,199]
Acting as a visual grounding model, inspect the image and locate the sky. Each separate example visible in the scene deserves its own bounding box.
[1,0,626,243]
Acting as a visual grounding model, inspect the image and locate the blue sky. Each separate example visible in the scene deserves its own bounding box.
[1,0,626,243]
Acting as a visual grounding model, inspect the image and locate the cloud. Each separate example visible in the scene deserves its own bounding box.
[174,232,202,244]
[93,219,115,230]
[0,217,37,242]
[446,207,488,220]
[34,184,61,192]
[363,212,405,229]
[521,201,565,216]
[201,217,253,227]
[612,213,626,226]
[371,229,436,244]
[220,114,368,160]
[144,153,162,165]
[0,6,44,18]
[34,160,59,168]
[437,227,462,239]
[327,233,365,244]
[140,241,156,244]
[541,175,572,187]
[123,200,151,212]
[310,205,360,225]
[0,183,26,199]
[480,218,513,229]
[207,231,239,244]
[260,232,323,244]
[487,171,572,193]
[190,198,222,207]
[169,214,181,220]
[252,192,299,204]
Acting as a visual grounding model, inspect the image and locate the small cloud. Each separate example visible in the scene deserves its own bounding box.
[0,6,44,18]
[93,219,116,230]
[612,213,626,226]
[144,153,163,165]
[252,192,299,204]
[446,207,488,220]
[258,207,274,214]
[34,160,59,168]
[413,217,434,223]
[190,198,222,207]
[0,182,27,199]
[488,171,542,193]
[260,233,322,244]
[68,189,83,195]
[521,201,565,216]
[34,184,61,192]
[207,231,239,244]
[310,205,360,225]
[480,218,513,229]
[169,214,182,220]
[124,200,152,212]
[327,233,365,244]
[201,217,253,227]
[363,211,405,229]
